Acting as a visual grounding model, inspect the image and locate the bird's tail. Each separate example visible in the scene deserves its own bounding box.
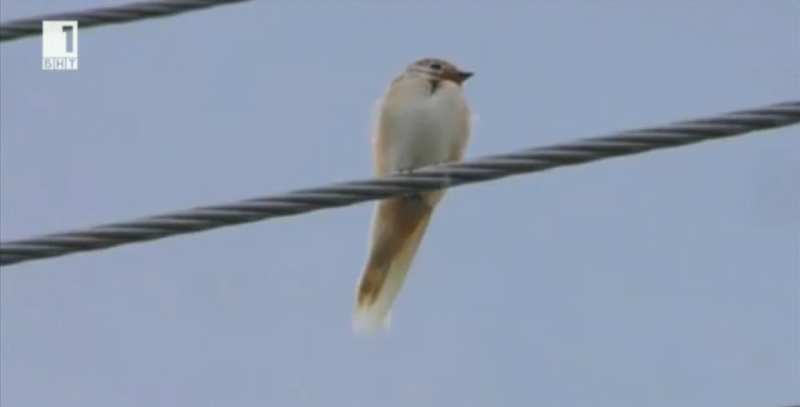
[353,198,435,335]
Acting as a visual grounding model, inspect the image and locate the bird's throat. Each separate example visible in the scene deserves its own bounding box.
[428,79,440,94]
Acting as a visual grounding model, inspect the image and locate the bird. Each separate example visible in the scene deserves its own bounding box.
[352,57,474,334]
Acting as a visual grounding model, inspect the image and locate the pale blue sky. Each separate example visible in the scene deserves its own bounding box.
[1,1,798,406]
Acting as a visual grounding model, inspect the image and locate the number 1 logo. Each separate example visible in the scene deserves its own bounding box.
[42,21,79,71]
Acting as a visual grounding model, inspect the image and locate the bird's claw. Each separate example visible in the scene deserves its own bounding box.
[434,161,454,188]
[392,168,424,204]
[392,168,415,176]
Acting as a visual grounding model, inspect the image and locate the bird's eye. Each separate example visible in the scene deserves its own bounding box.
[429,63,443,70]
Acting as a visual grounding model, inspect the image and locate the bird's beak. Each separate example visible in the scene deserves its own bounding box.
[456,70,474,82]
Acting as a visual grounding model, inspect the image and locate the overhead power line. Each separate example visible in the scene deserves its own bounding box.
[0,0,254,43]
[1,100,798,268]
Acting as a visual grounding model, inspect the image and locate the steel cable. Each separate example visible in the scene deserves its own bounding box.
[0,0,254,43]
[1,100,798,268]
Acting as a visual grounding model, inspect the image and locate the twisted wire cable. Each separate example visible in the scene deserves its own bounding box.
[1,100,799,268]
[0,0,253,43]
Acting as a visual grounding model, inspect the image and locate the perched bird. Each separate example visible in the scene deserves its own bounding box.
[352,57,474,334]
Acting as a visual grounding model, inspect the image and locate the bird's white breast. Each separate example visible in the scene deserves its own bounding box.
[377,78,467,173]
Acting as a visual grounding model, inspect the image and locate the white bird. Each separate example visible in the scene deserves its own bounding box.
[353,57,474,334]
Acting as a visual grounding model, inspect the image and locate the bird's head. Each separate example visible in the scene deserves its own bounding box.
[404,58,474,86]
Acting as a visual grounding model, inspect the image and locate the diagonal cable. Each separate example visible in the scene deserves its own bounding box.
[0,0,253,43]
[1,100,799,268]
